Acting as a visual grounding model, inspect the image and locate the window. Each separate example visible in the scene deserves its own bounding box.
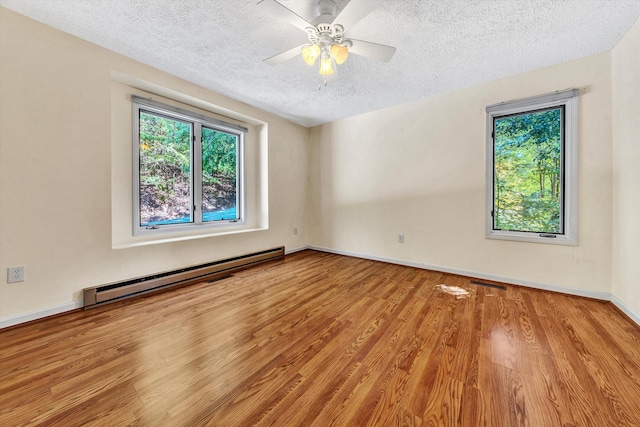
[486,89,578,245]
[133,96,246,235]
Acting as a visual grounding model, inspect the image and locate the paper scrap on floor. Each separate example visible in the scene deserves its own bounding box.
[436,284,470,299]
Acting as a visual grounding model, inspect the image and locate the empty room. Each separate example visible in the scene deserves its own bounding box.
[1,0,639,425]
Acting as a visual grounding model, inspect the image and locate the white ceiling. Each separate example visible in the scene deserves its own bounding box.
[2,0,639,127]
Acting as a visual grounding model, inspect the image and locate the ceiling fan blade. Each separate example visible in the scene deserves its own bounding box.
[264,44,304,66]
[349,39,396,63]
[332,0,384,29]
[257,0,312,32]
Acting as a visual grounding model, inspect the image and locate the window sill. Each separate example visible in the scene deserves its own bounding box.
[112,225,268,249]
[487,230,577,246]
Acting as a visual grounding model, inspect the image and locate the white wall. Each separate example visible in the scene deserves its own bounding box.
[0,8,311,325]
[612,18,640,321]
[310,53,614,296]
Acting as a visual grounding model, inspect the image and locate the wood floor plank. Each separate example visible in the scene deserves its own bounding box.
[1,250,639,426]
[522,353,571,427]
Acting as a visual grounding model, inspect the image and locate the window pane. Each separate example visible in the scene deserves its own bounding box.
[139,111,192,226]
[493,108,563,233]
[201,127,238,222]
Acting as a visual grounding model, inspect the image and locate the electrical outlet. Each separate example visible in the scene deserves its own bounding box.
[293,227,298,235]
[398,234,404,243]
[7,266,25,283]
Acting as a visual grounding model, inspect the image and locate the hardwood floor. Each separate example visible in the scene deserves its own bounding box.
[1,250,639,426]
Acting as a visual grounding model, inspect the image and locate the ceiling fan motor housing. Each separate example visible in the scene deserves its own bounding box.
[313,0,338,25]
[307,23,346,45]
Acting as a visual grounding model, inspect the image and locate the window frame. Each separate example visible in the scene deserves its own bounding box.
[132,96,247,236]
[485,89,579,245]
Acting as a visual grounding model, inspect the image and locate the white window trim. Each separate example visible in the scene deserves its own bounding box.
[485,89,579,245]
[132,96,247,236]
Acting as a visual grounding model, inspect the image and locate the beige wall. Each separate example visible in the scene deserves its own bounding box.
[310,53,614,295]
[0,8,311,323]
[2,7,638,326]
[612,18,640,319]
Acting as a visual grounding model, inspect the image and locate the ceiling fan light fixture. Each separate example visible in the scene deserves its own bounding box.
[330,44,349,65]
[319,52,334,75]
[301,44,321,66]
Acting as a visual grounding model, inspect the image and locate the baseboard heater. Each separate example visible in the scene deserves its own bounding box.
[83,246,285,309]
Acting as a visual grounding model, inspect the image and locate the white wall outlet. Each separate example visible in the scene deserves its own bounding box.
[398,234,405,243]
[7,266,25,283]
[293,227,298,235]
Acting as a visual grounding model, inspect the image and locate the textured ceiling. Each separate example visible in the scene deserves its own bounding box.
[2,0,640,127]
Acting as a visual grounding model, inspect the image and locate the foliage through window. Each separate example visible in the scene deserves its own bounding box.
[486,90,578,245]
[133,97,245,234]
[494,107,563,232]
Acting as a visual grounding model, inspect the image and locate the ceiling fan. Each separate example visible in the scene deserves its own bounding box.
[258,0,396,78]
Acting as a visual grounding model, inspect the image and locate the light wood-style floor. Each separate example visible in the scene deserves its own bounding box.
[1,250,640,426]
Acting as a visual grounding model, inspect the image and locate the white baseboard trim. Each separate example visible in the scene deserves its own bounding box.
[308,245,612,301]
[0,300,83,329]
[4,247,637,329]
[285,245,310,255]
[610,294,640,326]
